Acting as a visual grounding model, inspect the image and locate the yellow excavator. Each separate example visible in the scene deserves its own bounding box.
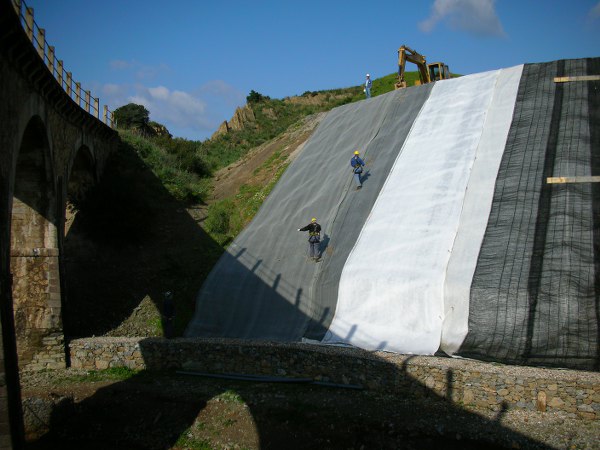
[395,45,451,89]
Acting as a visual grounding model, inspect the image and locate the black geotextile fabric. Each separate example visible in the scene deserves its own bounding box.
[185,85,434,340]
[459,58,600,370]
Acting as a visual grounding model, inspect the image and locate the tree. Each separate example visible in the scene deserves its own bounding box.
[246,90,270,104]
[113,103,150,129]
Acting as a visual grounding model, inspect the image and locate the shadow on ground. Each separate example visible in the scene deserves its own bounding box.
[62,136,222,339]
[27,242,551,449]
[22,355,551,450]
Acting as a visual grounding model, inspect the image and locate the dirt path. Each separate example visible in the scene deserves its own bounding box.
[211,112,326,202]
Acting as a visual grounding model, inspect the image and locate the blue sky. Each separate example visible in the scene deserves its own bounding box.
[24,0,600,141]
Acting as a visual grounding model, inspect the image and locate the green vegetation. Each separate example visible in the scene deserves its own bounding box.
[202,87,359,171]
[246,89,270,103]
[147,316,163,334]
[204,158,290,246]
[370,71,422,95]
[217,389,245,404]
[119,130,211,203]
[174,429,213,450]
[113,103,150,129]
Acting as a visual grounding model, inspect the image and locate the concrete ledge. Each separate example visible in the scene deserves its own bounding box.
[69,337,600,420]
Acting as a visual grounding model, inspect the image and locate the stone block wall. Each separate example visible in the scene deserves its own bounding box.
[68,337,600,420]
[11,249,62,367]
[25,334,66,371]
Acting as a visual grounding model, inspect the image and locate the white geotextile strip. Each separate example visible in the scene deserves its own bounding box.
[441,65,524,355]
[322,70,500,354]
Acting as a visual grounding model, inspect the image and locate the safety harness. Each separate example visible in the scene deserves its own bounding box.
[352,156,363,173]
[308,224,320,241]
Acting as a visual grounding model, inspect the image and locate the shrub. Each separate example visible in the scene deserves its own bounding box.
[205,199,235,235]
[246,90,270,104]
[118,130,207,203]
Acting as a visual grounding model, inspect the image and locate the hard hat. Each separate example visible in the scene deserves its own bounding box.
[354,150,360,155]
[311,217,317,222]
[366,73,370,77]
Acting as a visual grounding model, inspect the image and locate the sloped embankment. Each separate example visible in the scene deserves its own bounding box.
[187,58,600,371]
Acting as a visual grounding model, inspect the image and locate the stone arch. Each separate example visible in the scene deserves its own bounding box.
[65,145,96,235]
[10,115,64,369]
[62,145,98,339]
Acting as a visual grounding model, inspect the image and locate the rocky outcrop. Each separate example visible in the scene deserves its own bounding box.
[149,122,172,138]
[211,105,256,140]
[229,105,256,130]
[211,120,229,139]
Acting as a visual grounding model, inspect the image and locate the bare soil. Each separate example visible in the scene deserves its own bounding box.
[210,112,326,203]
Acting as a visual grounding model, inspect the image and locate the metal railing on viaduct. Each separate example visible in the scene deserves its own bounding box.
[0,0,120,447]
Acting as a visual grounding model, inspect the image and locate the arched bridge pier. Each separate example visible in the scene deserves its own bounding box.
[1,0,119,447]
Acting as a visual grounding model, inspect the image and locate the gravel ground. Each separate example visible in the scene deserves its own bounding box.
[19,368,600,450]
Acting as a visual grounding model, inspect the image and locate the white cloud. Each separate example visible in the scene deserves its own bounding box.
[419,0,506,37]
[589,2,600,19]
[100,80,246,139]
[129,85,210,129]
[148,86,170,101]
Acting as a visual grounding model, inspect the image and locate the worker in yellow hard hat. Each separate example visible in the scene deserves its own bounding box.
[350,150,366,189]
[297,217,322,261]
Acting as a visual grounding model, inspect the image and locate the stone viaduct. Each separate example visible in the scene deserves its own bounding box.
[0,0,119,447]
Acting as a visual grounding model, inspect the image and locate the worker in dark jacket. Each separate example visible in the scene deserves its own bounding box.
[351,150,366,189]
[298,217,322,261]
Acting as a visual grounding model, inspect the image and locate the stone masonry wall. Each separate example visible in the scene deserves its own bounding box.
[1,1,119,447]
[68,337,600,421]
[1,10,118,372]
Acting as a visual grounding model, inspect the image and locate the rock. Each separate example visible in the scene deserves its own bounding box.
[211,120,229,139]
[22,395,74,437]
[536,391,547,412]
[211,105,257,140]
[577,404,594,413]
[463,389,474,405]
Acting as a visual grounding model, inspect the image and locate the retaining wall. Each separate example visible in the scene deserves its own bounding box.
[64,337,600,420]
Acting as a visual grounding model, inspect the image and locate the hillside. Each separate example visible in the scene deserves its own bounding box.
[186,57,600,371]
[64,73,416,339]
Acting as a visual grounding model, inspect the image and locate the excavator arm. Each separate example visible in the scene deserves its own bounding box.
[395,45,430,89]
[395,45,451,90]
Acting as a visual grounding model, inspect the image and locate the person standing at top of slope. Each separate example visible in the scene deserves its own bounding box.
[351,150,365,189]
[364,73,372,99]
[298,217,322,261]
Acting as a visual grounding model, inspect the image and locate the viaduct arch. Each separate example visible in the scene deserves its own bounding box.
[0,0,119,447]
